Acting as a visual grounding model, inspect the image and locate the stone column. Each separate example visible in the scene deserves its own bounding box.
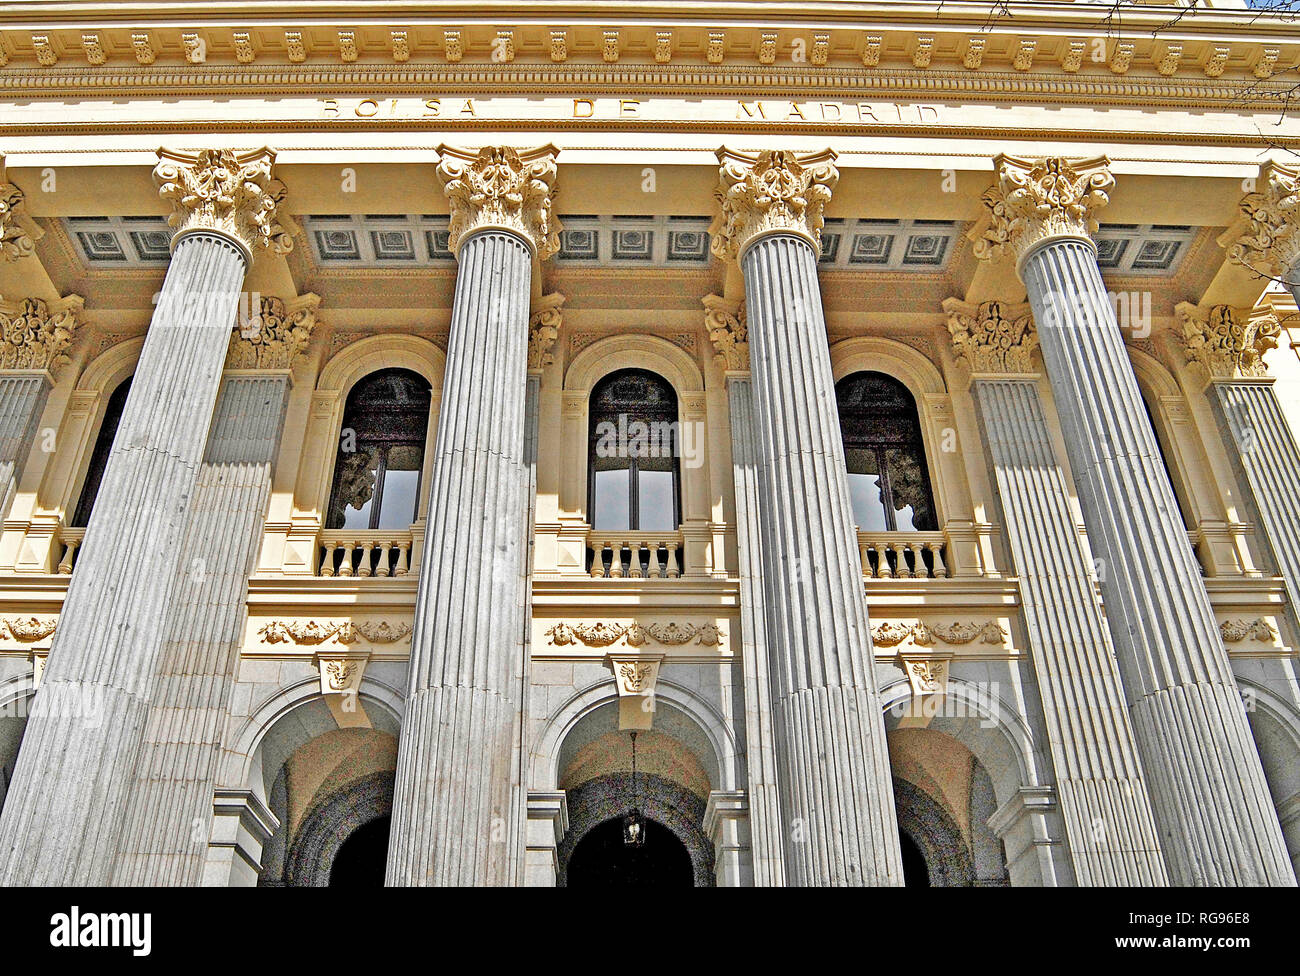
[1175,301,1300,625]
[1229,161,1300,308]
[712,149,902,886]
[0,148,291,885]
[946,296,1167,885]
[705,294,784,886]
[386,145,559,886]
[0,296,80,517]
[113,295,317,885]
[976,154,1294,886]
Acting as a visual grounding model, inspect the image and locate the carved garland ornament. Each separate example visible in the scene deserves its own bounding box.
[227,294,319,369]
[0,615,58,643]
[528,292,565,371]
[974,155,1114,266]
[546,620,724,648]
[1219,617,1277,643]
[943,297,1037,374]
[1228,161,1300,279]
[1174,302,1280,380]
[0,296,81,374]
[259,619,413,646]
[704,294,748,372]
[154,147,293,257]
[436,144,561,260]
[712,148,838,260]
[871,620,1006,648]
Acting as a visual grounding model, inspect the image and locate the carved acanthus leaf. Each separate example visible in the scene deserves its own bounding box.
[154,147,293,256]
[437,144,560,259]
[704,294,748,372]
[974,155,1113,265]
[1174,303,1279,380]
[227,294,319,369]
[712,148,838,260]
[943,297,1037,374]
[1228,161,1300,279]
[0,296,81,374]
[528,293,564,371]
[0,180,39,262]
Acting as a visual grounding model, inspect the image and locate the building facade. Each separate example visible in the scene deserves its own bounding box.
[0,0,1298,887]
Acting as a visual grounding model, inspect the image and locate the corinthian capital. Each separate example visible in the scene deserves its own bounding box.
[1174,302,1280,380]
[0,160,40,262]
[943,297,1038,374]
[703,294,748,372]
[528,292,565,371]
[711,148,838,260]
[0,294,82,377]
[974,155,1114,269]
[437,145,561,260]
[1227,161,1300,280]
[154,147,293,260]
[226,293,319,370]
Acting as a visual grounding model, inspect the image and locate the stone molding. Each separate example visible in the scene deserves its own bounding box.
[1174,302,1280,380]
[436,143,561,259]
[226,293,319,370]
[528,292,565,371]
[711,147,838,260]
[704,294,748,373]
[154,146,293,259]
[943,297,1037,375]
[0,294,82,376]
[1227,161,1300,280]
[974,154,1113,269]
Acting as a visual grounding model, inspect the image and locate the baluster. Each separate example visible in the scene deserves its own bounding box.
[609,542,625,579]
[876,540,893,579]
[893,542,913,579]
[320,543,337,577]
[394,541,410,577]
[57,539,79,575]
[858,537,870,578]
[928,542,948,579]
[664,543,681,579]
[357,541,376,578]
[590,543,606,578]
[628,542,645,579]
[375,540,392,577]
[338,542,355,578]
[649,544,665,579]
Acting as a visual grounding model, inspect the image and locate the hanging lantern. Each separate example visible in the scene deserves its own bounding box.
[623,731,646,848]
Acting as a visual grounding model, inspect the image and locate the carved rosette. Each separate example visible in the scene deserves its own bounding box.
[974,155,1114,268]
[0,178,38,262]
[528,292,565,371]
[1174,302,1280,380]
[154,147,293,259]
[711,148,839,260]
[436,144,561,259]
[704,294,748,372]
[0,295,82,375]
[226,293,319,370]
[943,297,1038,374]
[1228,161,1300,280]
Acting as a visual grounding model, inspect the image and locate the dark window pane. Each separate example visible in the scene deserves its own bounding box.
[588,369,681,531]
[377,444,422,529]
[72,377,132,527]
[886,447,936,531]
[848,472,889,532]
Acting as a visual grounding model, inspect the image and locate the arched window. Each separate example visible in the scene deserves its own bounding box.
[588,369,680,531]
[326,369,431,530]
[836,371,937,532]
[71,376,131,527]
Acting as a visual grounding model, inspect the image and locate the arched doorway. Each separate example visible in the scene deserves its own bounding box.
[899,830,931,888]
[329,814,391,888]
[567,815,694,887]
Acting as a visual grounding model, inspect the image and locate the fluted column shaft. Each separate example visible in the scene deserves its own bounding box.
[386,229,532,886]
[725,373,785,887]
[0,231,247,885]
[1022,238,1295,886]
[0,373,49,517]
[113,374,289,885]
[1213,380,1300,624]
[972,376,1167,884]
[741,233,901,886]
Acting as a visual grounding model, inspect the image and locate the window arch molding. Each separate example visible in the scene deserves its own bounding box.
[560,335,708,526]
[295,335,445,530]
[829,337,959,531]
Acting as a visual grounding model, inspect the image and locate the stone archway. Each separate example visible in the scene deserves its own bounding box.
[282,770,394,887]
[557,773,715,887]
[893,778,974,887]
